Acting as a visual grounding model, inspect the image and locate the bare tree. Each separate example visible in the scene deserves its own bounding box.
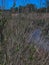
[13,0,16,8]
[39,0,42,13]
[2,0,5,17]
[12,0,16,13]
[2,0,4,10]
[46,0,48,13]
[46,0,49,13]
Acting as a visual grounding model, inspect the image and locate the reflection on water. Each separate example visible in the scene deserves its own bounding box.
[27,28,49,52]
[27,28,41,43]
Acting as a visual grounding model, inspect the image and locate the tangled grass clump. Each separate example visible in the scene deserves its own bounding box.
[0,17,7,65]
[0,17,7,42]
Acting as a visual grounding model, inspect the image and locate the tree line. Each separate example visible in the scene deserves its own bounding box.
[0,0,49,13]
[10,4,36,13]
[11,3,49,13]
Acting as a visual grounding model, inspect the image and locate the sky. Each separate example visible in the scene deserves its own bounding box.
[0,0,46,9]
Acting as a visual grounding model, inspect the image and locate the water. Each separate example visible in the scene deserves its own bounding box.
[27,28,41,43]
[27,28,49,52]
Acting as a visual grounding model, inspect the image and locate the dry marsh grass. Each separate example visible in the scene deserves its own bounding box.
[0,12,49,65]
